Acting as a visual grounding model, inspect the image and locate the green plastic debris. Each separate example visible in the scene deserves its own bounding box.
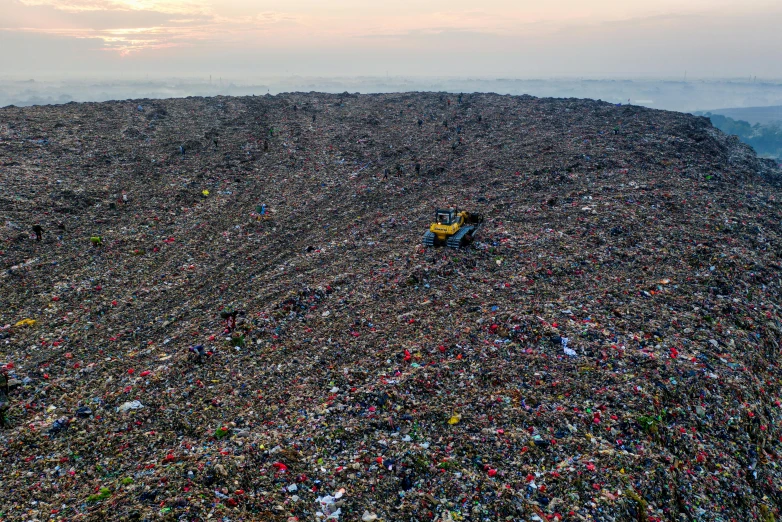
[637,415,659,432]
[87,487,112,502]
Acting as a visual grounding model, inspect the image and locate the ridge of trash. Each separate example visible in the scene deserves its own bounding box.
[1,92,782,522]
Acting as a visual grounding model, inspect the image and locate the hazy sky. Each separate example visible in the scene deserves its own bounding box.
[1,0,781,79]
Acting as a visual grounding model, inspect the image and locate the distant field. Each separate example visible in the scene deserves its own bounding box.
[697,105,782,125]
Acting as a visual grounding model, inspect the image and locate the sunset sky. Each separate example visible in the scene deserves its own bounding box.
[1,0,780,78]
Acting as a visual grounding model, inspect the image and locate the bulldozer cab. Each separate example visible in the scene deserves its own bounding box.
[435,209,457,225]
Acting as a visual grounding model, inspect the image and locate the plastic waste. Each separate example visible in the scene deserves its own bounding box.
[116,400,144,412]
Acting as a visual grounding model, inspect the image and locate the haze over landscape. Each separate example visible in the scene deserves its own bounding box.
[2,0,781,78]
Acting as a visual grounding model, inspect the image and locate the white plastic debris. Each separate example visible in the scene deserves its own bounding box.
[116,400,144,412]
[316,490,346,519]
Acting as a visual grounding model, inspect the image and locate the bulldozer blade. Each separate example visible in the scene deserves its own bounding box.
[464,214,484,225]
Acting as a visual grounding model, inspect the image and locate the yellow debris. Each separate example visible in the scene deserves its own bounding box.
[14,318,36,327]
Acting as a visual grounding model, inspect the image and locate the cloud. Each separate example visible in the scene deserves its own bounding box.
[2,0,301,55]
[356,27,503,41]
[17,0,211,15]
[5,24,207,55]
[1,0,781,77]
[2,4,197,31]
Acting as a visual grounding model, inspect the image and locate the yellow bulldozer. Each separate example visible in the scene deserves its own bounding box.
[422,208,483,248]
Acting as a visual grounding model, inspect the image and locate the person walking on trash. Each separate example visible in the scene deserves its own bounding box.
[0,370,11,428]
[220,306,244,331]
[32,224,43,241]
[188,344,208,363]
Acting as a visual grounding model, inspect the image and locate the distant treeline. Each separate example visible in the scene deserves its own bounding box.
[704,113,782,160]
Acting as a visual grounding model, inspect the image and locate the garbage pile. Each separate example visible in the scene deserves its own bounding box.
[1,92,782,521]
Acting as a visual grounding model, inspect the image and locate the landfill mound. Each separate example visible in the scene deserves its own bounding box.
[1,92,782,521]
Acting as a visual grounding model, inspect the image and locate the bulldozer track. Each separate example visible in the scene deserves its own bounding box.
[446,225,476,248]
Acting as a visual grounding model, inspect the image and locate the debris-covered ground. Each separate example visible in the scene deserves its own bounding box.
[1,92,782,522]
